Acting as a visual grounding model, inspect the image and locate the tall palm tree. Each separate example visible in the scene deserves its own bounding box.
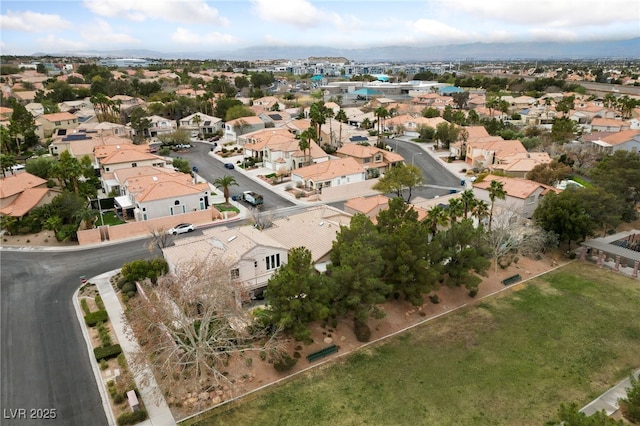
[213,175,238,205]
[460,189,476,219]
[447,198,464,223]
[488,180,507,231]
[335,109,347,147]
[425,204,449,237]
[299,128,316,166]
[374,106,389,148]
[471,200,489,227]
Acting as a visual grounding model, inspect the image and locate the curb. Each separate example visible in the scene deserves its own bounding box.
[73,285,117,426]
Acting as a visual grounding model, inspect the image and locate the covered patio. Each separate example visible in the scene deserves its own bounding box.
[579,230,640,279]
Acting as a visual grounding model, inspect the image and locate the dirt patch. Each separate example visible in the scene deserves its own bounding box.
[1,230,77,247]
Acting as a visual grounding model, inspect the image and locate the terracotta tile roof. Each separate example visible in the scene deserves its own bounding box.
[495,152,552,172]
[591,117,629,128]
[135,180,209,202]
[473,175,555,199]
[344,195,390,215]
[122,170,192,193]
[99,148,162,165]
[0,187,51,217]
[114,166,181,184]
[599,129,640,145]
[464,126,490,139]
[40,111,77,122]
[293,157,365,181]
[0,172,47,199]
[226,115,264,126]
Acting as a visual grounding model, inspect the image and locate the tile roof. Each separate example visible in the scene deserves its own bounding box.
[226,115,264,126]
[293,157,365,181]
[0,172,47,199]
[0,187,51,217]
[344,195,390,215]
[135,180,209,202]
[40,111,77,122]
[599,129,640,145]
[591,117,629,127]
[473,175,557,199]
[99,148,162,165]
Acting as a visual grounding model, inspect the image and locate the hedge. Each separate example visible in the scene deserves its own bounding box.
[95,295,105,311]
[84,310,108,326]
[116,409,148,425]
[94,344,122,361]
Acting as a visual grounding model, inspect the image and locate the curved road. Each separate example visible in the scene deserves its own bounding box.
[0,241,159,426]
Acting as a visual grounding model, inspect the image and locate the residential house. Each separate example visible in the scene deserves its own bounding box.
[24,102,44,117]
[465,138,528,169]
[121,172,211,221]
[49,131,135,162]
[242,127,328,171]
[146,115,177,138]
[224,116,265,140]
[36,111,79,139]
[384,114,448,137]
[590,129,640,154]
[0,172,58,218]
[291,157,366,191]
[590,118,630,132]
[473,175,560,219]
[178,113,222,137]
[103,164,188,198]
[162,205,352,296]
[490,152,553,178]
[97,145,167,175]
[344,194,390,218]
[336,143,403,178]
[252,96,285,111]
[450,126,490,158]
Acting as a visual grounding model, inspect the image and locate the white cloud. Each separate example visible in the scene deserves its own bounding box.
[408,19,470,43]
[82,0,229,25]
[80,19,140,44]
[0,10,71,32]
[35,35,87,51]
[251,0,328,28]
[171,27,239,46]
[450,0,640,27]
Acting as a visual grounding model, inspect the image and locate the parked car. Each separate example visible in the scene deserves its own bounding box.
[167,223,195,235]
[192,166,199,173]
[224,163,235,169]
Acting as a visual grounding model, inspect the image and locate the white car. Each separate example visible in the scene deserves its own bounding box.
[167,223,195,235]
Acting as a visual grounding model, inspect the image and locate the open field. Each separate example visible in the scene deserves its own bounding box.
[185,263,640,426]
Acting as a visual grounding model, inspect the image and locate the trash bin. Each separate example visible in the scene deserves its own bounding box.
[460,179,465,186]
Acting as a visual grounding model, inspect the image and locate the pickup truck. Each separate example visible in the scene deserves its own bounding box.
[232,191,264,207]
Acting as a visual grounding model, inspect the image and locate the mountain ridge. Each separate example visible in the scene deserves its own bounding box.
[31,38,640,61]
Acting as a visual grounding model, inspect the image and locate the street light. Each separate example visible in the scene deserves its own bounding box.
[411,152,423,166]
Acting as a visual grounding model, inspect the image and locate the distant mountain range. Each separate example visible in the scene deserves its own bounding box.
[33,38,640,62]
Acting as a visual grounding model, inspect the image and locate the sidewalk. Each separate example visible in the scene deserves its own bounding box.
[89,271,177,426]
[581,369,640,417]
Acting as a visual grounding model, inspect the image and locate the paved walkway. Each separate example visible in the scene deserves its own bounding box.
[80,271,177,426]
[581,369,640,417]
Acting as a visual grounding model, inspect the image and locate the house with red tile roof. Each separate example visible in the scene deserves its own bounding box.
[472,175,560,219]
[465,138,528,169]
[590,129,640,154]
[0,172,58,218]
[336,143,403,178]
[490,152,553,178]
[291,157,365,192]
[590,118,631,132]
[36,111,79,138]
[129,178,212,221]
[97,145,168,175]
[344,194,390,218]
[241,127,329,171]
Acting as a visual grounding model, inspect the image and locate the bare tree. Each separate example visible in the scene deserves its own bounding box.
[249,207,274,230]
[125,259,283,404]
[483,211,547,274]
[147,226,172,252]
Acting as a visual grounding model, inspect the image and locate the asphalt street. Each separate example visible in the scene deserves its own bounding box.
[0,241,159,426]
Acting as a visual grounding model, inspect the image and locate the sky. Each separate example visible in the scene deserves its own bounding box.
[1,0,639,55]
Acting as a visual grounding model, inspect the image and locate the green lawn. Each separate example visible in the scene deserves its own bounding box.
[183,263,640,426]
[99,211,125,226]
[214,203,239,213]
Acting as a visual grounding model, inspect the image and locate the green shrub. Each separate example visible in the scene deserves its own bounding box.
[95,295,105,310]
[116,409,148,425]
[429,294,440,304]
[97,322,112,347]
[273,352,297,372]
[81,299,91,315]
[100,359,108,370]
[121,293,129,303]
[353,319,371,342]
[116,276,128,290]
[117,353,127,370]
[112,393,124,404]
[84,310,108,327]
[468,288,478,298]
[121,282,136,294]
[126,291,136,299]
[94,344,122,361]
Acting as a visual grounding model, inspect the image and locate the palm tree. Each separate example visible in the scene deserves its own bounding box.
[374,106,389,148]
[213,175,238,205]
[335,109,347,147]
[460,189,476,219]
[0,154,17,178]
[425,204,449,237]
[471,200,489,227]
[299,128,316,166]
[74,207,98,230]
[447,198,464,223]
[192,114,201,138]
[488,180,507,231]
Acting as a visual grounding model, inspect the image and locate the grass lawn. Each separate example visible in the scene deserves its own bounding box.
[99,211,125,226]
[214,203,239,213]
[184,263,640,426]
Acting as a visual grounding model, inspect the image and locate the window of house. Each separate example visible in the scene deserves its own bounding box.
[105,167,110,172]
[131,163,137,167]
[230,268,240,279]
[265,253,281,270]
[363,158,370,163]
[55,121,61,125]
[174,200,180,205]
